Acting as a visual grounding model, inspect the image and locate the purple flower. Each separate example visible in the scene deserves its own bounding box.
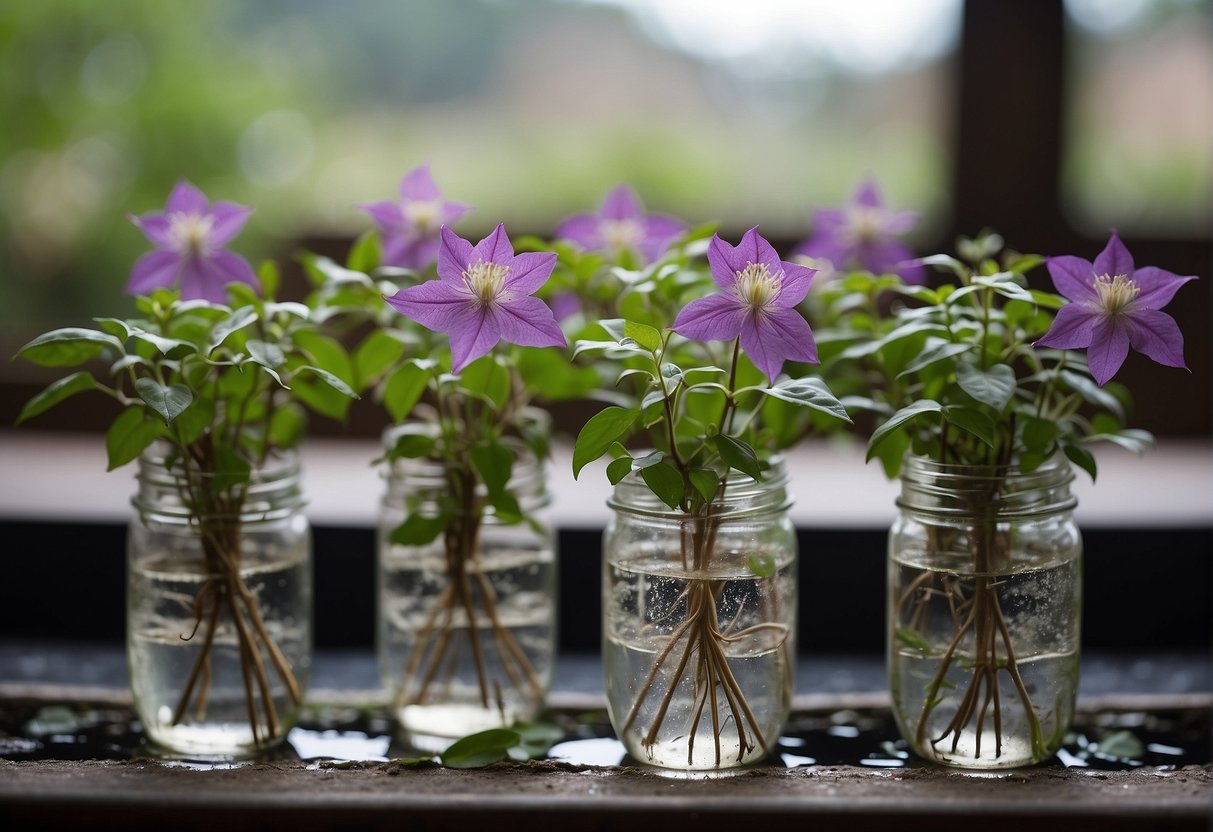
[673,227,818,383]
[1035,231,1195,386]
[385,224,566,372]
[555,184,686,264]
[792,178,924,284]
[127,180,257,303]
[358,165,473,270]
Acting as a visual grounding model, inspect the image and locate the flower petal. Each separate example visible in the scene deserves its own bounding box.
[883,209,919,235]
[207,202,253,247]
[601,185,641,220]
[503,251,557,295]
[672,293,746,344]
[854,179,884,208]
[399,237,440,272]
[1093,231,1134,278]
[1045,255,1098,303]
[358,200,407,234]
[1086,316,1131,387]
[706,233,740,290]
[739,308,818,383]
[437,225,475,285]
[165,180,208,215]
[129,211,173,247]
[858,240,916,278]
[491,295,567,349]
[1131,266,1197,311]
[179,257,226,303]
[1126,308,1187,371]
[441,200,474,226]
[472,223,513,265]
[638,214,686,262]
[400,164,440,201]
[448,305,501,372]
[211,250,259,291]
[1034,302,1097,350]
[774,260,815,307]
[126,250,181,295]
[554,213,602,249]
[385,280,473,332]
[791,232,848,269]
[895,258,928,286]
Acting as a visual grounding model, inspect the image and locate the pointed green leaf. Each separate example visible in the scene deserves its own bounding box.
[16,372,97,424]
[293,330,355,387]
[134,378,194,424]
[606,456,633,485]
[390,514,448,547]
[942,405,996,448]
[106,407,161,470]
[353,329,406,391]
[866,400,942,461]
[346,230,382,273]
[897,341,974,379]
[211,443,252,494]
[384,361,431,422]
[471,442,513,499]
[689,468,720,502]
[624,321,662,352]
[746,553,777,578]
[573,407,637,478]
[714,434,763,481]
[208,307,259,352]
[441,728,521,769]
[16,328,123,368]
[956,363,1016,410]
[247,339,286,369]
[640,460,685,510]
[294,365,359,399]
[1063,442,1097,481]
[747,377,851,422]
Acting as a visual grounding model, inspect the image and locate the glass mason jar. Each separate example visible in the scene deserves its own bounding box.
[127,449,311,758]
[377,430,556,749]
[888,454,1081,769]
[603,460,797,771]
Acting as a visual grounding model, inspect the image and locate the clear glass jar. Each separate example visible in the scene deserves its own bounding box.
[603,460,796,771]
[889,454,1081,769]
[377,431,556,749]
[127,449,311,758]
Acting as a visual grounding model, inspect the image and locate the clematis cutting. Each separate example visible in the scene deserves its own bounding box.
[385,224,566,372]
[359,164,472,270]
[555,184,686,264]
[673,227,818,383]
[792,178,924,284]
[1035,231,1195,386]
[127,180,258,303]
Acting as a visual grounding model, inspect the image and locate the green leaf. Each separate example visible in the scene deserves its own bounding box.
[624,321,662,352]
[1058,370,1126,421]
[389,514,448,547]
[866,400,943,461]
[459,355,510,410]
[1006,254,1045,275]
[258,260,280,299]
[246,339,286,369]
[16,328,123,368]
[640,460,685,510]
[956,363,1016,410]
[748,377,851,422]
[1086,429,1154,455]
[127,328,196,359]
[689,468,720,502]
[134,378,194,425]
[871,427,911,478]
[294,365,359,399]
[572,407,637,478]
[942,405,996,448]
[208,307,259,352]
[517,348,600,401]
[211,443,252,494]
[1093,729,1145,762]
[16,372,97,424]
[269,403,306,449]
[384,361,432,422]
[714,434,763,481]
[897,341,974,379]
[440,728,521,769]
[353,330,406,391]
[300,253,374,287]
[389,431,436,459]
[972,272,1035,303]
[746,553,777,578]
[606,456,633,485]
[1063,442,1097,481]
[346,230,382,273]
[918,253,967,278]
[471,442,513,499]
[106,407,161,470]
[1022,416,1058,451]
[895,625,932,653]
[293,330,355,387]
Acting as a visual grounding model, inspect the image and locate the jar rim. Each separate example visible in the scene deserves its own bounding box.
[896,453,1076,518]
[607,456,791,519]
[132,444,306,519]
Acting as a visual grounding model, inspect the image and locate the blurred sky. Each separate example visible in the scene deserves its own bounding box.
[0,0,1208,326]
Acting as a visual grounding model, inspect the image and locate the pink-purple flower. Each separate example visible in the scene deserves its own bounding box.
[127,180,258,303]
[1035,231,1195,386]
[555,184,686,264]
[385,224,566,372]
[792,178,924,284]
[673,227,818,383]
[358,164,472,271]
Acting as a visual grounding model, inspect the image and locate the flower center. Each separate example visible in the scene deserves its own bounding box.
[1093,273,1139,315]
[733,262,782,309]
[846,205,884,244]
[168,212,214,256]
[462,260,510,305]
[599,218,643,251]
[404,199,444,234]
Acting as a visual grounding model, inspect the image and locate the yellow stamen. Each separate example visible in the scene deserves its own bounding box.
[846,205,884,243]
[462,260,510,306]
[405,199,444,233]
[600,218,643,251]
[733,262,782,309]
[1093,273,1139,315]
[168,212,215,256]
